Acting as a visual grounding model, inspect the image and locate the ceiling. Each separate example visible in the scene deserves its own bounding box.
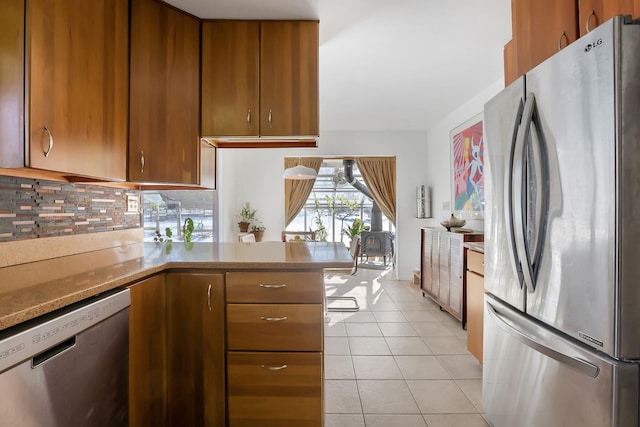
[164,0,512,132]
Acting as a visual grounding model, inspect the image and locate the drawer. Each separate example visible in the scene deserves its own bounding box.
[467,249,484,276]
[227,304,323,351]
[226,272,323,303]
[227,351,322,427]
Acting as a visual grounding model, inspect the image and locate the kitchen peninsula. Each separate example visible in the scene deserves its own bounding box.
[0,240,352,426]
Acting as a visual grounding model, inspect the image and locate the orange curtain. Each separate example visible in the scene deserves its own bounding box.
[356,156,396,226]
[284,157,323,227]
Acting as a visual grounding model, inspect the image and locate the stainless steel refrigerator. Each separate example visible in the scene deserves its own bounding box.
[483,15,640,427]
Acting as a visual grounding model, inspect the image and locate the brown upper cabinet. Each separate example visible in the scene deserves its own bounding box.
[129,0,209,186]
[0,0,24,169]
[201,21,260,137]
[27,0,129,180]
[201,20,319,139]
[506,0,640,85]
[579,0,640,36]
[509,0,578,83]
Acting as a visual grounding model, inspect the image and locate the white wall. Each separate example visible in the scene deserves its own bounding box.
[422,79,505,233]
[217,131,429,280]
[217,80,506,281]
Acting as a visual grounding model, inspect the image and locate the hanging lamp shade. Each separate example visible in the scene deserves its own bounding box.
[283,164,317,180]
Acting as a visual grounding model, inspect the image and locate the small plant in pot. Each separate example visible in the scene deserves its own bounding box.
[344,218,366,245]
[237,206,257,232]
[251,223,266,242]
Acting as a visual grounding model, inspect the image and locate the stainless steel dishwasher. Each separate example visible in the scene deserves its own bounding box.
[0,288,130,427]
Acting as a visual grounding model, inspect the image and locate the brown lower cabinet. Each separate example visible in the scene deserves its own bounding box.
[227,352,323,427]
[166,272,225,427]
[128,272,225,427]
[226,271,324,427]
[465,250,485,363]
[129,269,324,426]
[129,274,168,427]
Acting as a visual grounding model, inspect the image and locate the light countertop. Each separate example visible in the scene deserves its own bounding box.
[0,241,353,331]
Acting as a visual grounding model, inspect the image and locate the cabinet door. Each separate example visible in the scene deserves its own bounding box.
[260,21,319,136]
[227,304,323,351]
[166,272,225,427]
[512,0,578,76]
[466,269,484,363]
[420,229,434,296]
[579,0,640,36]
[438,233,451,306]
[129,274,168,427]
[226,271,323,303]
[129,0,200,184]
[201,21,260,137]
[227,351,322,427]
[503,40,518,86]
[0,0,24,168]
[28,0,128,180]
[448,234,464,319]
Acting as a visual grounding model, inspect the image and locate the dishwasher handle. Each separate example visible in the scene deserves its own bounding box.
[32,336,76,368]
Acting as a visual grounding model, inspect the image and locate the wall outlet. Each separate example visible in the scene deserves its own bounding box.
[442,201,450,211]
[127,195,139,213]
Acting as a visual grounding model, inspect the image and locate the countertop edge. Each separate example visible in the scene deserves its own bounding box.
[0,242,354,331]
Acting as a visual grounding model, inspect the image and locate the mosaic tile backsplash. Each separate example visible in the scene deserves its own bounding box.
[0,175,141,242]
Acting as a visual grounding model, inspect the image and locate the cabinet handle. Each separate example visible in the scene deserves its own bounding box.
[557,32,569,51]
[261,316,287,322]
[260,364,288,371]
[586,10,596,33]
[246,109,251,128]
[259,283,287,289]
[140,151,145,173]
[207,284,212,311]
[268,109,273,128]
[43,125,54,157]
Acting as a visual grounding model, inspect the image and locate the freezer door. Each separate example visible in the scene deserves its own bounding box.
[483,77,526,311]
[523,17,620,354]
[483,295,639,427]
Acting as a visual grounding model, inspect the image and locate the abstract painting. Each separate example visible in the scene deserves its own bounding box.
[451,114,484,219]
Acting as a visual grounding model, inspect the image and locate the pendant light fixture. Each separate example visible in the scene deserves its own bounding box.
[283,162,317,180]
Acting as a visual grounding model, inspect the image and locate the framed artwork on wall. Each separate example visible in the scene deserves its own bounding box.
[450,113,484,219]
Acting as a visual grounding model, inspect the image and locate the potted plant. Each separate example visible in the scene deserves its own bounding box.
[344,218,365,244]
[237,206,257,232]
[251,223,266,242]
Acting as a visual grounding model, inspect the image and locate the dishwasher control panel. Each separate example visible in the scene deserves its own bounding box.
[0,288,130,373]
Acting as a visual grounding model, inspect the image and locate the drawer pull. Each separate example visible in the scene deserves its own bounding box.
[261,316,288,322]
[259,283,287,289]
[481,262,485,266]
[261,364,288,371]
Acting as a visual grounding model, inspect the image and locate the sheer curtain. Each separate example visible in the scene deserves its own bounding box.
[356,156,396,226]
[284,157,323,227]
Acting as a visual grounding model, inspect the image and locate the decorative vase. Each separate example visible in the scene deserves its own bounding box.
[252,231,264,242]
[238,221,250,232]
[440,214,466,231]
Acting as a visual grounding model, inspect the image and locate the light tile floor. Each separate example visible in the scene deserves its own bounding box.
[324,266,489,427]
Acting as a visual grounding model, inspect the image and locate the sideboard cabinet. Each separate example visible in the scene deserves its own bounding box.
[420,228,483,327]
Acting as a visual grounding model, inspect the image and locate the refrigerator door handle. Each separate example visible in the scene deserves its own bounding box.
[504,97,526,288]
[512,94,537,293]
[527,100,551,278]
[486,301,600,378]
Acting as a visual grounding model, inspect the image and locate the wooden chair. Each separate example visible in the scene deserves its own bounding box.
[325,236,360,312]
[281,230,316,242]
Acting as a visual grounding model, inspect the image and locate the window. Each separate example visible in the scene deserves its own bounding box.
[142,190,217,242]
[287,160,393,243]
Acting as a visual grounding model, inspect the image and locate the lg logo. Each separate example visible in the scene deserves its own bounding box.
[584,38,604,52]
